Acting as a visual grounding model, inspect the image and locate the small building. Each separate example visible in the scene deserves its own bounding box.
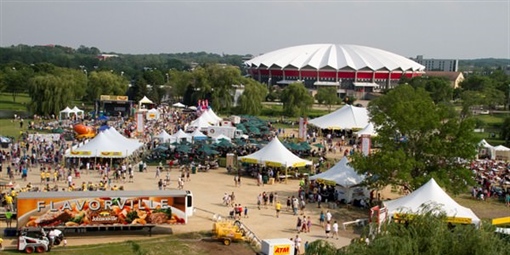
[424,71,465,89]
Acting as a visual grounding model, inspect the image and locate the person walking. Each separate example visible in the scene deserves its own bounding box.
[296,216,302,232]
[257,194,262,210]
[332,220,339,240]
[319,210,325,228]
[326,210,332,222]
[244,205,249,218]
[275,200,282,218]
[325,221,331,238]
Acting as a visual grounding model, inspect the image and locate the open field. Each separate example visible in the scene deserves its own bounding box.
[0,93,30,111]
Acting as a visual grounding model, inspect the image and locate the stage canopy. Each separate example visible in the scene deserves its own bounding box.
[239,137,312,168]
[384,178,481,225]
[308,104,369,130]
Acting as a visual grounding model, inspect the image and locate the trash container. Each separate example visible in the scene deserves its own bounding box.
[192,166,197,174]
[139,163,144,172]
[263,175,268,184]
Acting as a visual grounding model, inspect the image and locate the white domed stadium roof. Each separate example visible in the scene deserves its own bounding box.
[245,44,425,72]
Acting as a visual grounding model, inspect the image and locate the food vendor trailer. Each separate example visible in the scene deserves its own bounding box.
[16,190,193,235]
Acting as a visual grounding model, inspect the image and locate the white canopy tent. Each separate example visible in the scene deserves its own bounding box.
[199,110,220,125]
[172,102,186,108]
[355,122,377,137]
[191,129,207,140]
[206,108,223,122]
[71,106,85,119]
[138,96,153,109]
[189,116,212,129]
[171,129,192,143]
[383,178,481,225]
[65,132,141,158]
[102,128,144,150]
[146,108,160,120]
[59,107,73,119]
[492,145,510,160]
[239,137,312,168]
[154,130,174,143]
[308,104,369,130]
[309,157,366,203]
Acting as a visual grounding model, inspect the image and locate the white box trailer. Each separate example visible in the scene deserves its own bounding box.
[201,126,244,139]
[16,190,194,229]
[259,238,295,255]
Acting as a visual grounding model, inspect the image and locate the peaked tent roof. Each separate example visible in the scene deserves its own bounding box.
[172,102,186,108]
[191,129,207,140]
[103,128,143,150]
[478,139,492,148]
[139,96,153,104]
[355,122,377,137]
[383,178,480,225]
[239,137,312,168]
[189,116,212,128]
[71,106,84,113]
[171,129,191,142]
[199,110,219,125]
[60,106,72,113]
[65,131,139,158]
[308,104,369,130]
[493,145,510,151]
[155,130,173,142]
[309,157,364,187]
[207,108,222,122]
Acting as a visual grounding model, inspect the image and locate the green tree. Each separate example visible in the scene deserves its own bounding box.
[408,76,453,104]
[350,84,477,193]
[238,78,268,115]
[500,117,510,146]
[28,74,75,116]
[86,71,128,101]
[315,87,340,112]
[304,239,338,255]
[280,82,314,117]
[0,62,34,102]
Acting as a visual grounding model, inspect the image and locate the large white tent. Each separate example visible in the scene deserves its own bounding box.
[492,145,510,160]
[189,116,212,129]
[65,131,141,158]
[355,122,377,137]
[199,110,220,125]
[239,137,312,168]
[206,108,223,122]
[309,157,366,203]
[308,104,369,130]
[103,128,143,149]
[383,178,481,225]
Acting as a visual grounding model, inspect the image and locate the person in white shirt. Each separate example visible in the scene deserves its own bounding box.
[332,221,339,240]
[325,221,331,238]
[294,235,302,254]
[326,210,332,222]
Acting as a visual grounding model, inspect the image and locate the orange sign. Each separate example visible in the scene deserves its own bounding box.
[70,151,92,156]
[100,151,123,157]
[273,245,291,255]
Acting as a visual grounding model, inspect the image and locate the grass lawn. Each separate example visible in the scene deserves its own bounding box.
[0,93,30,111]
[0,119,27,139]
[454,194,510,220]
[1,233,253,255]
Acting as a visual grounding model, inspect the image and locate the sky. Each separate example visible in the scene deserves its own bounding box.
[0,0,509,59]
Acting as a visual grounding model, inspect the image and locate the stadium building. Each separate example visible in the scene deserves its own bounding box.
[245,44,425,98]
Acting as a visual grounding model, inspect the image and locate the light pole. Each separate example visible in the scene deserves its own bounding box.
[508,84,510,110]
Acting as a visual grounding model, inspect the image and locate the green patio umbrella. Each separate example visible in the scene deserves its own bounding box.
[313,143,325,149]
